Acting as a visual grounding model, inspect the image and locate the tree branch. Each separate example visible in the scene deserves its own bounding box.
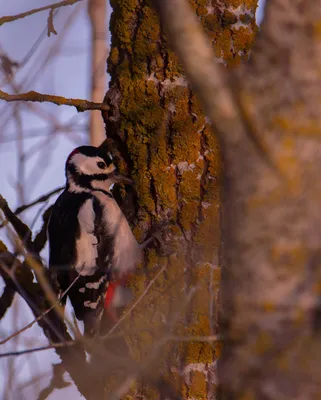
[0,195,32,247]
[33,206,54,253]
[0,0,82,27]
[0,335,222,358]
[14,186,63,215]
[0,89,109,112]
[0,271,81,345]
[0,340,76,358]
[0,283,15,320]
[0,251,98,399]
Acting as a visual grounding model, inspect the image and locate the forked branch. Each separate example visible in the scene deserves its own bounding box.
[0,89,109,112]
[0,0,82,26]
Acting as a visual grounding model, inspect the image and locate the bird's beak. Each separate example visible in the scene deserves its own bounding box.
[109,171,134,185]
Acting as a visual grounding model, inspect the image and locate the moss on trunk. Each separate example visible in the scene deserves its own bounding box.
[103,1,257,398]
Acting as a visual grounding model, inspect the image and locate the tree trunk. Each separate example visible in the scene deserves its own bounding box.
[103,0,257,398]
[88,0,108,146]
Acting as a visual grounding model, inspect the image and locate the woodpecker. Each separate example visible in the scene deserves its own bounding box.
[48,145,141,336]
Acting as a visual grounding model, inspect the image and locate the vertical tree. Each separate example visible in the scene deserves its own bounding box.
[88,0,108,145]
[154,1,321,399]
[103,0,257,397]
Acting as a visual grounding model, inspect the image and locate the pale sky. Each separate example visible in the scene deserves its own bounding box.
[0,1,266,399]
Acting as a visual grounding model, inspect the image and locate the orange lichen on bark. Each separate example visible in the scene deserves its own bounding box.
[189,370,207,399]
[105,0,258,397]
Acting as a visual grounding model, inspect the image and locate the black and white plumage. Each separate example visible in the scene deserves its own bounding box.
[48,145,141,336]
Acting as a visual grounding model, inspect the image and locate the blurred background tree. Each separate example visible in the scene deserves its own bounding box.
[0,1,264,399]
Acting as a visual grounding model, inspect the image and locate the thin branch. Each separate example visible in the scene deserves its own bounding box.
[47,9,58,37]
[33,206,54,253]
[167,334,223,342]
[0,272,81,345]
[0,283,15,320]
[0,341,76,358]
[0,256,97,399]
[37,362,71,400]
[0,195,32,246]
[0,332,227,358]
[0,187,62,230]
[0,260,66,343]
[0,89,109,112]
[0,304,223,360]
[0,0,82,26]
[14,186,63,215]
[101,264,167,339]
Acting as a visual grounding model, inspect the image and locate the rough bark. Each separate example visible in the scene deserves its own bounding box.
[103,0,257,398]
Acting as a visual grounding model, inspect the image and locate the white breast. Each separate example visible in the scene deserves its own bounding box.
[92,192,142,275]
[75,198,98,276]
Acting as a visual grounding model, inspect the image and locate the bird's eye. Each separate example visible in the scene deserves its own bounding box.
[97,161,106,169]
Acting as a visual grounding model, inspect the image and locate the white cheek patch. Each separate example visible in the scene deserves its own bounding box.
[71,153,116,176]
[75,199,98,276]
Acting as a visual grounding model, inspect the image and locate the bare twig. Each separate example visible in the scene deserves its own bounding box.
[0,260,66,346]
[167,334,223,342]
[0,0,82,26]
[0,273,81,345]
[0,341,76,358]
[14,105,25,204]
[0,283,15,320]
[33,206,54,253]
[0,254,99,399]
[0,195,33,246]
[47,9,58,37]
[14,186,63,215]
[101,264,167,339]
[0,187,62,229]
[37,362,71,400]
[0,331,218,358]
[0,89,109,112]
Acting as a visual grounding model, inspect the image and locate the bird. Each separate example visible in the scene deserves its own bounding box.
[48,144,141,337]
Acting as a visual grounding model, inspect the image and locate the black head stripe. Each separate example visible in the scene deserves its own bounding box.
[67,164,111,188]
[91,188,113,198]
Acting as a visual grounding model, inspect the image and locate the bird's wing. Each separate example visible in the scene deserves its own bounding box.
[48,190,77,299]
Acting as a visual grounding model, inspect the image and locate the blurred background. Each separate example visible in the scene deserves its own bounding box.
[0,0,265,398]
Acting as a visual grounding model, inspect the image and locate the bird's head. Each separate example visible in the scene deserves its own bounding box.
[65,145,132,193]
